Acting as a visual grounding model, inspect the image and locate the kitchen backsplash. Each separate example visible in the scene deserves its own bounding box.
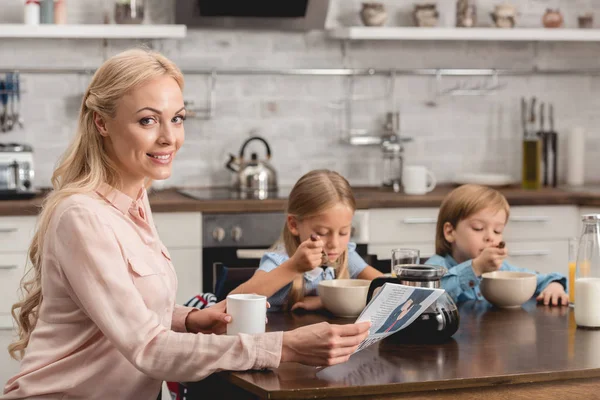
[1,0,600,188]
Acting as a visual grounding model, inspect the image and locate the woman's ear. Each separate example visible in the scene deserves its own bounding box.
[287,215,300,236]
[443,222,456,244]
[93,112,109,137]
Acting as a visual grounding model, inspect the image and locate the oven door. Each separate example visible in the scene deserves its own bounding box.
[203,244,370,295]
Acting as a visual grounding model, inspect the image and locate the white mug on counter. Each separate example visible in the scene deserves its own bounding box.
[226,294,267,335]
[403,165,437,195]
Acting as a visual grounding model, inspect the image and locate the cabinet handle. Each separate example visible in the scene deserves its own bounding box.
[509,216,550,223]
[236,249,267,260]
[0,265,17,270]
[402,218,437,224]
[0,228,17,233]
[509,250,550,257]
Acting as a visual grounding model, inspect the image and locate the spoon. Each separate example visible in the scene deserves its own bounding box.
[310,234,331,275]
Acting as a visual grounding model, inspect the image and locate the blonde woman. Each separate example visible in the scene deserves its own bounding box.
[232,170,382,311]
[2,50,370,400]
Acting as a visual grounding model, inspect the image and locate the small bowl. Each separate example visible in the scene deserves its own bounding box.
[480,271,536,308]
[318,279,371,317]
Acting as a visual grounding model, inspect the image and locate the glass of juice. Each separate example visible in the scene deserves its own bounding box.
[569,237,577,304]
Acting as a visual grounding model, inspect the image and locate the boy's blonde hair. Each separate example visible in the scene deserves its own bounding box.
[280,170,355,310]
[435,184,510,256]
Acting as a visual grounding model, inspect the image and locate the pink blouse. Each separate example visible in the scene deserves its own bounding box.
[2,184,282,399]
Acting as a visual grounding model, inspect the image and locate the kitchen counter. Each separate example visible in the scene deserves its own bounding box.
[3,185,600,216]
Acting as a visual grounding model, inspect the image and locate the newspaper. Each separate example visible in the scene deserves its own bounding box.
[353,282,445,353]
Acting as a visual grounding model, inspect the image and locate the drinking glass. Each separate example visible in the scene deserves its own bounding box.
[391,248,420,276]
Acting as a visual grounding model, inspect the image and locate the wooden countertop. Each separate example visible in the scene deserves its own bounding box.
[3,185,600,216]
[185,301,600,399]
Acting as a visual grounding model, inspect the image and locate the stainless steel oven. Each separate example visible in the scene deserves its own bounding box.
[200,210,370,293]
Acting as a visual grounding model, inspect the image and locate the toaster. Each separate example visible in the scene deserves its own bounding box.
[0,143,35,199]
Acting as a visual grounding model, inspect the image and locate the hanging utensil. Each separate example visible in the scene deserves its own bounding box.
[548,104,558,187]
[0,79,7,133]
[5,73,14,132]
[14,72,23,129]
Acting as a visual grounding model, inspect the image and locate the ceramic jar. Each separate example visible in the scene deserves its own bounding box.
[490,3,516,28]
[360,2,387,27]
[413,3,439,27]
[543,9,564,28]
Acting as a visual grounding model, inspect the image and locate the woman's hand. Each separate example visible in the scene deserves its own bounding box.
[536,282,569,306]
[290,296,323,312]
[281,321,371,366]
[185,301,231,334]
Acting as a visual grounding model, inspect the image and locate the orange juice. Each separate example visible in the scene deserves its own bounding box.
[569,261,576,303]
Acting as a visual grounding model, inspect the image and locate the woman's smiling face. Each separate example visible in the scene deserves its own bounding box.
[95,75,185,196]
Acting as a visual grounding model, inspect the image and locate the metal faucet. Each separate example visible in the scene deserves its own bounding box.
[381,112,411,193]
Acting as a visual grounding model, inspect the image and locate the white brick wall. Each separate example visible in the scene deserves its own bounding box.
[0,0,599,188]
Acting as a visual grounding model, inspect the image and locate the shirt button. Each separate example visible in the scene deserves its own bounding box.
[469,281,475,288]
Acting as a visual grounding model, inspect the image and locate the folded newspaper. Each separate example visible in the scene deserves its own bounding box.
[353,282,445,353]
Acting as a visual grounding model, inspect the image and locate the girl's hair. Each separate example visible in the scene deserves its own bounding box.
[8,48,184,360]
[435,184,510,256]
[280,170,356,310]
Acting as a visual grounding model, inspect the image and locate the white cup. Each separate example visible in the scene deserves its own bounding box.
[226,294,267,335]
[403,165,437,195]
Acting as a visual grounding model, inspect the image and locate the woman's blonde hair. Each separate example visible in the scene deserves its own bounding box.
[8,48,184,360]
[280,170,356,310]
[435,184,510,256]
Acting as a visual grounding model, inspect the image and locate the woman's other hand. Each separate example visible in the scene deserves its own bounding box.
[185,301,231,334]
[281,321,371,366]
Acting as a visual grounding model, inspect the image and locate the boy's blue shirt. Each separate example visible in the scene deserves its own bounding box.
[426,254,567,303]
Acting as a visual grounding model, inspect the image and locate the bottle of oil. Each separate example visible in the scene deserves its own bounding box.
[522,98,542,190]
[522,133,541,189]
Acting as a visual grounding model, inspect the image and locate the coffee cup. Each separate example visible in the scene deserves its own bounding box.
[403,165,436,195]
[226,294,267,335]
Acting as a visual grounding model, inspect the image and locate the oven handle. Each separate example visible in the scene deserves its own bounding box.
[236,249,268,259]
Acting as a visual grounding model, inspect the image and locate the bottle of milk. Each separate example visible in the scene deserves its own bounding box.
[575,214,600,329]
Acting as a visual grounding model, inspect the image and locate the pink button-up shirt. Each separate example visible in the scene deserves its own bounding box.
[3,184,282,400]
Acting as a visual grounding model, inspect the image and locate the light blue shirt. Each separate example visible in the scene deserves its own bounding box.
[426,254,567,304]
[258,242,368,311]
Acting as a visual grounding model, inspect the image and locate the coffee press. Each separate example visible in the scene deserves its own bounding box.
[381,112,411,192]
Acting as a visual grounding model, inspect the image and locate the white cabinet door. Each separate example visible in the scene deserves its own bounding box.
[369,208,438,244]
[0,253,27,315]
[169,248,202,305]
[0,330,21,388]
[504,206,579,241]
[505,240,569,276]
[154,212,202,248]
[0,216,36,253]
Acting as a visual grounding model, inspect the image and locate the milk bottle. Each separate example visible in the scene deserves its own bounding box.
[575,214,600,329]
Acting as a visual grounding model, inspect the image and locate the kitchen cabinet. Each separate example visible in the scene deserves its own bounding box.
[0,216,36,331]
[153,212,203,305]
[367,206,579,276]
[0,212,203,329]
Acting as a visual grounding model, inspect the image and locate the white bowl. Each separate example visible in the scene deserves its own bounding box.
[318,279,371,317]
[480,271,537,308]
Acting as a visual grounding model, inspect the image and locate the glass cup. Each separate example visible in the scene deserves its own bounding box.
[568,237,577,304]
[391,248,420,276]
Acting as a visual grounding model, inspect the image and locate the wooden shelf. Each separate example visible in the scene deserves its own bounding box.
[0,24,186,39]
[328,27,600,42]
